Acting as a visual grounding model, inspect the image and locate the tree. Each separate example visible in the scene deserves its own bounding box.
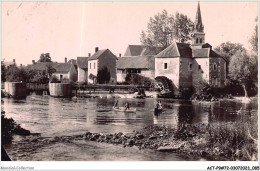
[49,75,59,83]
[250,17,258,54]
[1,63,6,82]
[172,12,194,43]
[27,69,49,83]
[5,64,29,82]
[140,10,194,54]
[248,18,258,93]
[38,53,52,62]
[214,42,246,64]
[229,51,254,97]
[89,73,96,84]
[46,63,56,78]
[97,66,110,84]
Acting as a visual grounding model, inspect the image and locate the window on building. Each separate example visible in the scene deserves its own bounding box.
[213,63,217,71]
[164,63,168,69]
[188,63,192,71]
[90,63,91,69]
[200,38,202,43]
[196,38,199,44]
[198,65,201,70]
[60,75,63,80]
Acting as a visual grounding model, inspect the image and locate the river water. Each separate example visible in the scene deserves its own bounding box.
[2,95,258,161]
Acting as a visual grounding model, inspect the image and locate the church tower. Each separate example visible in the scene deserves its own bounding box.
[192,2,205,45]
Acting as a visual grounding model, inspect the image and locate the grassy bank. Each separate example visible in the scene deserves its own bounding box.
[83,121,258,161]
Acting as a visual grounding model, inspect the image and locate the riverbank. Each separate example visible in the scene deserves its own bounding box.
[83,123,258,161]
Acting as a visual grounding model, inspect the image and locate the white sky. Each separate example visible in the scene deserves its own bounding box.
[1,1,258,65]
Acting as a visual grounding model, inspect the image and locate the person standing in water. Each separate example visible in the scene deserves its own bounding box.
[114,100,119,109]
[124,102,130,111]
[155,101,163,110]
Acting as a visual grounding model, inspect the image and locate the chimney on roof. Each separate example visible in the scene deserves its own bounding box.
[20,64,22,68]
[13,59,15,63]
[65,57,67,63]
[88,53,91,57]
[119,53,121,57]
[95,47,99,53]
[32,60,35,64]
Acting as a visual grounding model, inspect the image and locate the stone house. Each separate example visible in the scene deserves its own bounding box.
[26,58,77,82]
[87,47,117,84]
[77,57,88,83]
[116,45,157,83]
[117,56,155,82]
[154,2,226,96]
[51,63,77,82]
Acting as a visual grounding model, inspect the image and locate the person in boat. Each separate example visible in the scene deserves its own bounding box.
[124,102,130,111]
[114,100,119,109]
[155,101,163,111]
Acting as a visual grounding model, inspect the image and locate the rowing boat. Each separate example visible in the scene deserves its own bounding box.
[113,107,136,113]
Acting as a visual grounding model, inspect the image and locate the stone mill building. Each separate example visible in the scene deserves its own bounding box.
[154,2,227,97]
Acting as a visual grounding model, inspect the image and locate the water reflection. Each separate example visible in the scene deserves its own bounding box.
[2,95,257,161]
[3,95,257,137]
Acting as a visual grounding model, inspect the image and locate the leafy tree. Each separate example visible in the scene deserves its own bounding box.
[38,53,52,62]
[5,64,28,82]
[214,42,246,64]
[229,51,255,97]
[27,69,49,83]
[250,17,258,54]
[46,63,56,78]
[1,110,16,144]
[1,63,6,82]
[97,66,110,84]
[89,73,96,84]
[249,17,258,92]
[49,75,59,83]
[140,10,194,54]
[172,12,194,43]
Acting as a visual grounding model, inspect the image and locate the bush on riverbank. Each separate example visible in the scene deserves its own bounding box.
[1,110,31,144]
[124,73,153,88]
[1,110,16,144]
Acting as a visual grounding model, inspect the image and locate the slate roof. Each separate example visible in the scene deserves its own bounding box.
[117,56,155,70]
[155,42,224,60]
[53,63,72,73]
[176,43,192,57]
[26,62,73,74]
[155,42,192,58]
[77,57,88,69]
[124,45,146,56]
[88,49,117,61]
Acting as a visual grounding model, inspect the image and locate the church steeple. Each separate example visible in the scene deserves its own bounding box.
[192,1,205,45]
[195,1,204,32]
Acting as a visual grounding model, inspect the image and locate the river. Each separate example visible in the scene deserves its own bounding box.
[2,95,258,161]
